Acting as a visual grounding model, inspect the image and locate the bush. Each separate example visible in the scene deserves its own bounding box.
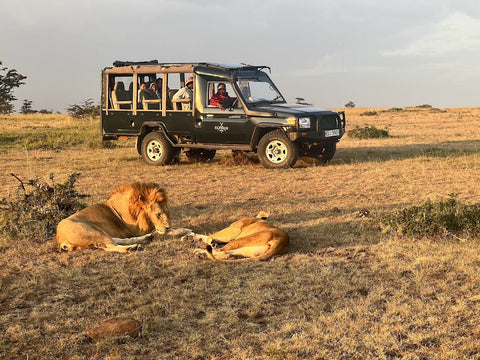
[416,104,432,109]
[376,195,480,240]
[347,125,390,139]
[67,98,100,119]
[0,173,88,243]
[360,111,378,116]
[383,107,404,113]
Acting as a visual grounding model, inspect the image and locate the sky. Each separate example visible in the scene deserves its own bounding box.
[1,0,480,112]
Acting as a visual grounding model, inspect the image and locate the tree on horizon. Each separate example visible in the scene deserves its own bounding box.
[0,61,27,114]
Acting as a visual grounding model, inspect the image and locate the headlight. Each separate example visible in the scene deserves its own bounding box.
[298,117,310,129]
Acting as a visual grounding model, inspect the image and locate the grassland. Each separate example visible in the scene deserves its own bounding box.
[0,108,480,359]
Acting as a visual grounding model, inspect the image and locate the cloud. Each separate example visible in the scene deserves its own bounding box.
[382,12,480,56]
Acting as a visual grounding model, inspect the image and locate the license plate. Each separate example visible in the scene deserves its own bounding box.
[324,129,340,137]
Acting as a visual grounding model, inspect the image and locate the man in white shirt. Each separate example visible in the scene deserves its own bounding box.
[172,76,194,110]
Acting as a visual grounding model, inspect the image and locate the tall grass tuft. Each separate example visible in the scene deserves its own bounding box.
[0,173,88,243]
[376,195,480,240]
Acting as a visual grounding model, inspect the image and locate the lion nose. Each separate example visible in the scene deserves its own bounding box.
[165,226,170,231]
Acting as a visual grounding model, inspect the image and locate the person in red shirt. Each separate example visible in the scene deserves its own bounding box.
[209,83,232,110]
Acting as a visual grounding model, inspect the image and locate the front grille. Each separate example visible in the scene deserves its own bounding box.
[316,114,338,131]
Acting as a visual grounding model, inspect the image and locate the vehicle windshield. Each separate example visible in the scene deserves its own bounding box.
[236,75,285,106]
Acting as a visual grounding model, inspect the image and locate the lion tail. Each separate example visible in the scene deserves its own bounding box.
[205,245,225,262]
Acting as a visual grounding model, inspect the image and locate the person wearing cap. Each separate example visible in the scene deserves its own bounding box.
[209,83,232,110]
[172,76,194,110]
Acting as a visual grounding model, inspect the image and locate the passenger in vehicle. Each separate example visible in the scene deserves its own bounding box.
[209,83,232,110]
[138,82,160,110]
[172,76,194,110]
[156,78,173,110]
[150,83,160,98]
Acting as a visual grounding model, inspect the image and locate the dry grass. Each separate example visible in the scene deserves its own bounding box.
[1,108,480,359]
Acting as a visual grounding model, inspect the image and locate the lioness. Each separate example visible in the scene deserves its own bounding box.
[56,182,170,252]
[189,212,289,262]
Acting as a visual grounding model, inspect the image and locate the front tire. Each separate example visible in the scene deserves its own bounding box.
[257,130,299,169]
[141,131,175,165]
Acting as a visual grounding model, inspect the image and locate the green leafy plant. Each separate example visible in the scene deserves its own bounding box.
[376,195,480,239]
[67,98,100,119]
[347,125,390,139]
[0,173,88,243]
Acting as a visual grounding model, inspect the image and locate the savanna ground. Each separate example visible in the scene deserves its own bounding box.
[0,107,479,359]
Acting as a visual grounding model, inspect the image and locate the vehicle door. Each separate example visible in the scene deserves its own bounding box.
[102,75,138,134]
[194,82,253,144]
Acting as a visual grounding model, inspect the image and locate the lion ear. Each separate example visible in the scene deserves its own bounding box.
[156,187,167,201]
[256,211,269,220]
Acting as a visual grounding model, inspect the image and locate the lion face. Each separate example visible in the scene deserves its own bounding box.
[148,200,170,234]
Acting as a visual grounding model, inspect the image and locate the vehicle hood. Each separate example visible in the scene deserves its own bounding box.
[250,103,335,116]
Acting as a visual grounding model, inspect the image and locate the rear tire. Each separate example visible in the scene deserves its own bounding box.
[257,130,298,169]
[141,132,175,165]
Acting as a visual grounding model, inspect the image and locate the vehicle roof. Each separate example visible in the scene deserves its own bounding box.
[103,61,270,75]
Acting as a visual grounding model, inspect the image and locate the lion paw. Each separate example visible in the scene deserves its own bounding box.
[126,244,141,252]
[181,232,196,242]
[193,249,207,259]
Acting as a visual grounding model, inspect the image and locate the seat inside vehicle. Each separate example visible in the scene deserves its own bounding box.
[112,82,132,109]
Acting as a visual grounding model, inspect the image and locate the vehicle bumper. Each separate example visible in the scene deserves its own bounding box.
[288,111,345,142]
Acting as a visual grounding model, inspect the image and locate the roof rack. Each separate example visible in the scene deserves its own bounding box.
[113,60,159,67]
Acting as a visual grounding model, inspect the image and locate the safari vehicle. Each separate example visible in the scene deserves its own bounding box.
[101,61,346,168]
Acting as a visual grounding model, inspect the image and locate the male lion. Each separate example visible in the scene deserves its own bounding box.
[189,212,289,262]
[56,182,170,252]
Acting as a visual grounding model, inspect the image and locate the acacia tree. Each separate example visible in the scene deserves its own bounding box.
[21,99,35,114]
[67,98,100,119]
[0,61,27,114]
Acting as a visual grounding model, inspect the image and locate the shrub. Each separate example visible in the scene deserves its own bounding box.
[347,125,390,139]
[383,107,404,112]
[376,195,480,240]
[0,173,88,243]
[360,111,378,116]
[67,98,100,119]
[416,104,432,109]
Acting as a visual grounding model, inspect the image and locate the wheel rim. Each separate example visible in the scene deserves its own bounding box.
[146,140,162,161]
[265,140,288,164]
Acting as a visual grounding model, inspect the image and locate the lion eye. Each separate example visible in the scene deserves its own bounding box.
[156,213,162,219]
